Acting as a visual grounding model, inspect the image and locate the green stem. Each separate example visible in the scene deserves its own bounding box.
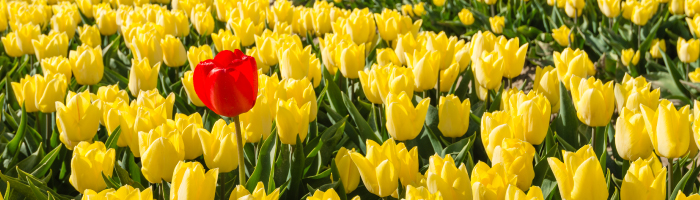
[220,173,226,200]
[232,116,246,186]
[668,158,673,200]
[44,113,51,148]
[569,10,577,47]
[490,4,495,16]
[591,127,595,149]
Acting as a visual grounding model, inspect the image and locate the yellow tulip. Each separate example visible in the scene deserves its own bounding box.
[406,49,441,91]
[131,33,164,68]
[239,93,273,143]
[310,8,332,36]
[82,185,153,200]
[552,25,573,46]
[187,45,214,69]
[376,48,402,67]
[229,17,264,47]
[214,0,235,22]
[395,33,420,65]
[469,31,498,61]
[334,147,361,193]
[489,16,505,34]
[621,156,666,200]
[402,4,414,17]
[414,2,426,15]
[334,40,366,79]
[8,3,48,30]
[614,74,660,112]
[191,4,214,35]
[471,162,518,199]
[331,8,376,45]
[128,58,161,97]
[438,95,470,138]
[426,32,460,70]
[458,9,475,25]
[96,84,129,104]
[374,9,421,41]
[358,66,387,104]
[386,92,430,141]
[70,141,116,194]
[234,0,266,25]
[160,35,187,67]
[570,76,615,126]
[425,154,471,199]
[171,161,218,200]
[291,6,313,36]
[35,74,69,113]
[175,113,205,160]
[548,145,608,200]
[473,51,504,90]
[77,25,101,49]
[139,121,186,183]
[229,182,281,200]
[404,185,444,200]
[200,119,240,173]
[548,0,567,7]
[11,75,38,113]
[433,0,446,6]
[278,78,318,122]
[319,33,350,75]
[16,23,41,55]
[307,189,349,200]
[349,139,400,197]
[119,110,161,157]
[267,0,294,28]
[496,36,529,78]
[631,6,653,26]
[677,193,700,200]
[481,110,523,159]
[76,0,95,19]
[689,14,700,37]
[51,11,77,40]
[505,91,551,145]
[2,32,25,57]
[57,92,102,150]
[554,48,595,90]
[650,39,666,59]
[439,62,460,92]
[211,29,241,52]
[246,47,271,74]
[599,0,622,17]
[643,100,693,158]
[688,0,700,16]
[96,9,118,36]
[504,185,545,200]
[615,108,654,161]
[670,0,685,14]
[492,138,536,190]
[41,56,72,80]
[565,0,585,17]
[276,98,311,145]
[359,64,415,104]
[678,38,700,63]
[396,142,420,186]
[533,66,560,112]
[259,73,281,117]
[136,89,176,118]
[483,0,498,5]
[691,68,700,83]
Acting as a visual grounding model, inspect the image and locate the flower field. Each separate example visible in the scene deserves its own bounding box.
[1,0,700,199]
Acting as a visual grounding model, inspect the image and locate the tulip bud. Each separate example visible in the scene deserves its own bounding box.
[199,119,240,172]
[677,192,700,200]
[621,48,641,67]
[406,49,441,91]
[267,0,294,28]
[41,56,72,80]
[319,33,350,75]
[187,45,214,70]
[214,0,235,22]
[96,9,118,36]
[138,120,185,183]
[402,5,414,17]
[533,66,561,112]
[552,25,573,46]
[481,110,523,159]
[175,113,205,160]
[426,154,472,199]
[160,35,187,67]
[471,162,518,199]
[276,98,311,145]
[11,75,39,112]
[394,33,420,66]
[496,37,529,78]
[69,44,104,85]
[678,37,700,63]
[128,58,161,97]
[641,99,693,159]
[439,63,460,92]
[426,32,460,71]
[16,23,41,55]
[631,6,653,26]
[570,76,615,127]
[614,74,660,112]
[504,91,552,144]
[377,48,402,67]
[692,68,700,83]
[565,0,585,17]
[135,89,175,118]
[489,16,505,34]
[57,92,102,149]
[32,31,70,62]
[239,93,273,143]
[254,31,280,66]
[82,185,153,200]
[438,95,471,138]
[621,156,666,200]
[473,51,504,90]
[599,0,621,18]
[504,185,545,200]
[334,147,361,193]
[170,161,218,200]
[77,25,102,48]
[413,3,426,16]
[334,40,366,79]
[492,139,536,190]
[670,0,685,14]
[211,29,241,52]
[386,92,430,141]
[229,182,281,199]
[70,141,116,193]
[649,39,666,59]
[2,32,25,57]
[374,9,421,41]
[554,48,595,90]
[548,145,609,200]
[191,4,214,35]
[458,9,475,25]
[35,74,69,113]
[229,17,264,47]
[349,140,400,197]
[615,108,654,161]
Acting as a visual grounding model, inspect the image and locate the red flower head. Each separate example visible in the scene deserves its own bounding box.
[193,49,258,117]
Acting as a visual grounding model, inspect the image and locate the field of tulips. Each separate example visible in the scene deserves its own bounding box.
[5,0,700,199]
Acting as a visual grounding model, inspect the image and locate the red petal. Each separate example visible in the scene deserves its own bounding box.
[208,68,257,116]
[214,50,235,67]
[193,59,217,113]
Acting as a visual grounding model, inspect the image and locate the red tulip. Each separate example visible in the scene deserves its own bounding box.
[193,49,258,117]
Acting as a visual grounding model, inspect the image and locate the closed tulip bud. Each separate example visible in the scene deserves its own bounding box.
[374,9,421,41]
[471,162,518,200]
[211,29,240,52]
[492,139,536,190]
[70,141,116,194]
[395,33,420,65]
[504,185,545,200]
[496,37,529,78]
[96,10,118,36]
[678,38,700,63]
[276,98,311,145]
[319,33,351,75]
[171,161,218,200]
[614,74,660,112]
[554,48,595,90]
[175,113,204,160]
[10,75,37,113]
[160,35,187,67]
[552,25,573,46]
[229,17,264,47]
[214,0,235,22]
[458,9,475,25]
[377,48,401,67]
[2,32,25,57]
[489,16,505,34]
[643,100,694,158]
[35,74,69,113]
[70,44,104,85]
[239,93,272,143]
[426,32,460,70]
[438,95,471,138]
[396,142,420,186]
[311,8,332,36]
[82,185,153,200]
[41,56,72,79]
[335,41,366,79]
[473,51,504,90]
[650,39,666,59]
[277,78,318,122]
[533,66,560,112]
[51,12,77,40]
[425,154,471,199]
[504,91,552,144]
[565,0,585,17]
[139,121,186,183]
[334,147,361,193]
[16,23,41,55]
[76,0,95,18]
[570,76,615,126]
[128,58,161,97]
[631,6,653,25]
[57,92,102,149]
[229,182,281,200]
[267,0,294,28]
[692,68,700,83]
[78,25,101,48]
[621,49,641,67]
[191,5,214,35]
[187,45,214,70]
[332,8,376,45]
[548,145,608,200]
[199,119,240,173]
[481,110,524,159]
[439,63,460,92]
[386,92,430,141]
[349,139,400,197]
[414,3,426,15]
[402,5,414,17]
[406,49,441,91]
[621,156,666,200]
[254,32,280,66]
[599,0,621,17]
[615,108,654,161]
[670,0,685,14]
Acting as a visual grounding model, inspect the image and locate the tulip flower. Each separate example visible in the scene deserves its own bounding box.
[598,0,621,17]
[425,154,472,199]
[278,78,318,122]
[259,73,281,117]
[386,92,430,141]
[481,110,523,159]
[292,7,313,36]
[631,6,653,25]
[565,0,585,17]
[334,147,361,193]
[56,92,102,149]
[239,93,273,143]
[246,47,271,74]
[229,182,281,200]
[492,138,536,190]
[619,156,666,200]
[211,29,240,52]
[310,7,332,36]
[533,66,560,112]
[32,32,69,61]
[374,9,421,41]
[376,48,401,67]
[11,75,39,113]
[471,162,518,199]
[552,25,573,46]
[160,35,187,67]
[170,161,218,200]
[69,141,116,193]
[194,50,258,117]
[489,16,505,34]
[678,38,700,63]
[554,48,595,90]
[650,39,666,59]
[438,95,471,138]
[187,45,213,69]
[359,64,415,104]
[175,113,205,160]
[267,0,294,28]
[200,119,240,173]
[504,185,545,200]
[139,121,186,183]
[439,62,460,92]
[615,108,654,161]
[414,3,426,16]
[642,100,692,158]
[308,189,353,200]
[82,185,153,200]
[688,15,700,36]
[670,0,685,14]
[404,185,444,200]
[229,17,264,47]
[677,193,700,200]
[331,8,377,45]
[621,49,641,66]
[336,40,366,79]
[548,145,608,200]
[570,76,615,127]
[614,74,660,112]
[406,49,441,91]
[2,32,25,57]
[213,0,234,22]
[349,140,400,197]
[77,25,101,48]
[319,33,352,75]
[135,89,176,118]
[128,58,161,97]
[469,31,498,61]
[426,32,460,71]
[396,142,420,186]
[34,74,69,113]
[473,51,504,90]
[96,84,128,105]
[459,9,475,25]
[96,9,118,36]
[41,56,72,79]
[394,33,420,65]
[505,91,552,144]
[276,98,311,145]
[15,23,41,55]
[278,36,323,86]
[274,22,294,35]
[191,4,214,35]
[496,37,529,78]
[70,44,104,85]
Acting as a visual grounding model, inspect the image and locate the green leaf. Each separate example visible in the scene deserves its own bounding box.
[341,92,382,144]
[102,173,121,189]
[424,125,444,157]
[670,161,697,200]
[246,132,278,192]
[288,136,306,199]
[659,49,691,98]
[555,82,580,147]
[6,103,27,157]
[104,126,121,149]
[115,165,145,190]
[323,68,348,117]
